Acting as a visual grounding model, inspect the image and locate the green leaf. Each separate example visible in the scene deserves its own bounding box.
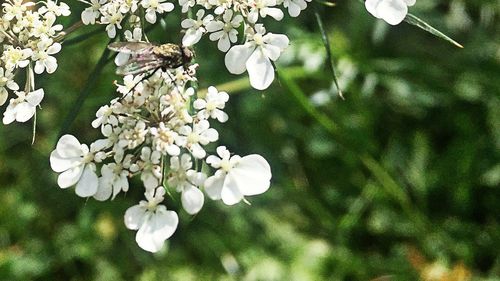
[404,13,463,48]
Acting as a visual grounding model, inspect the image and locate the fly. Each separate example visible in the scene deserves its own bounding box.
[107,42,195,76]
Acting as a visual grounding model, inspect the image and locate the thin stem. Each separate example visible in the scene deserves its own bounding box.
[54,20,84,42]
[314,6,344,99]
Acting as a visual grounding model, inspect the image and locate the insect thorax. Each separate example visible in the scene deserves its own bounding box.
[152,44,184,68]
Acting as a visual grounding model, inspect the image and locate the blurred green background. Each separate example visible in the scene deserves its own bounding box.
[1,0,499,280]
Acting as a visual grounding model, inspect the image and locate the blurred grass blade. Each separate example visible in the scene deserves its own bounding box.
[58,42,112,138]
[314,8,344,99]
[278,69,427,231]
[405,13,463,48]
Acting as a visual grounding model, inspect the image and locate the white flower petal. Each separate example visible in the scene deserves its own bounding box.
[124,205,147,230]
[47,43,62,54]
[94,177,112,201]
[14,102,35,122]
[181,185,205,215]
[204,174,225,200]
[56,135,83,158]
[225,43,255,74]
[26,89,44,106]
[263,33,289,50]
[57,165,83,188]
[115,52,130,66]
[221,176,244,205]
[2,106,15,124]
[246,49,275,90]
[228,154,271,196]
[136,207,178,252]
[206,21,223,32]
[182,28,203,46]
[75,164,98,197]
[34,62,45,74]
[377,0,408,25]
[263,8,284,21]
[217,36,231,52]
[50,150,82,172]
[287,2,302,17]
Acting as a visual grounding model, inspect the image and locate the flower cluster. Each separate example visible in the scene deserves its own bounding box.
[179,0,293,90]
[50,61,272,252]
[0,0,70,125]
[79,0,294,90]
[365,0,416,25]
[80,0,175,38]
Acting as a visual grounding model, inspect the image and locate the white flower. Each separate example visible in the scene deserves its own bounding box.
[282,0,311,17]
[100,4,124,38]
[206,10,243,52]
[2,0,35,21]
[31,12,64,38]
[124,27,143,42]
[38,0,71,17]
[247,0,284,23]
[0,67,19,106]
[225,25,289,90]
[204,146,272,205]
[176,119,219,159]
[49,135,99,197]
[119,0,139,13]
[32,37,62,74]
[1,46,33,69]
[94,154,130,201]
[167,154,206,214]
[141,0,174,24]
[92,105,115,128]
[150,122,181,156]
[116,74,144,92]
[118,120,148,149]
[179,0,195,13]
[181,9,214,46]
[365,0,416,25]
[193,86,229,122]
[2,89,44,124]
[124,187,178,253]
[81,0,104,25]
[133,147,163,190]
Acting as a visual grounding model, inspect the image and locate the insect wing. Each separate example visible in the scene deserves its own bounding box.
[116,58,164,76]
[108,42,155,55]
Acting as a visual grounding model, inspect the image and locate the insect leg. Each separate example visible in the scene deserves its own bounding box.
[119,67,161,102]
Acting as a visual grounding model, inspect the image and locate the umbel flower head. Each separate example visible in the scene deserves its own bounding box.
[50,62,273,252]
[0,0,70,125]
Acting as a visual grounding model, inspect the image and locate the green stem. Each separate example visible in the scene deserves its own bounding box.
[54,20,84,43]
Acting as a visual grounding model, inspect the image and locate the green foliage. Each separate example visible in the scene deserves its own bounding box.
[0,0,499,280]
